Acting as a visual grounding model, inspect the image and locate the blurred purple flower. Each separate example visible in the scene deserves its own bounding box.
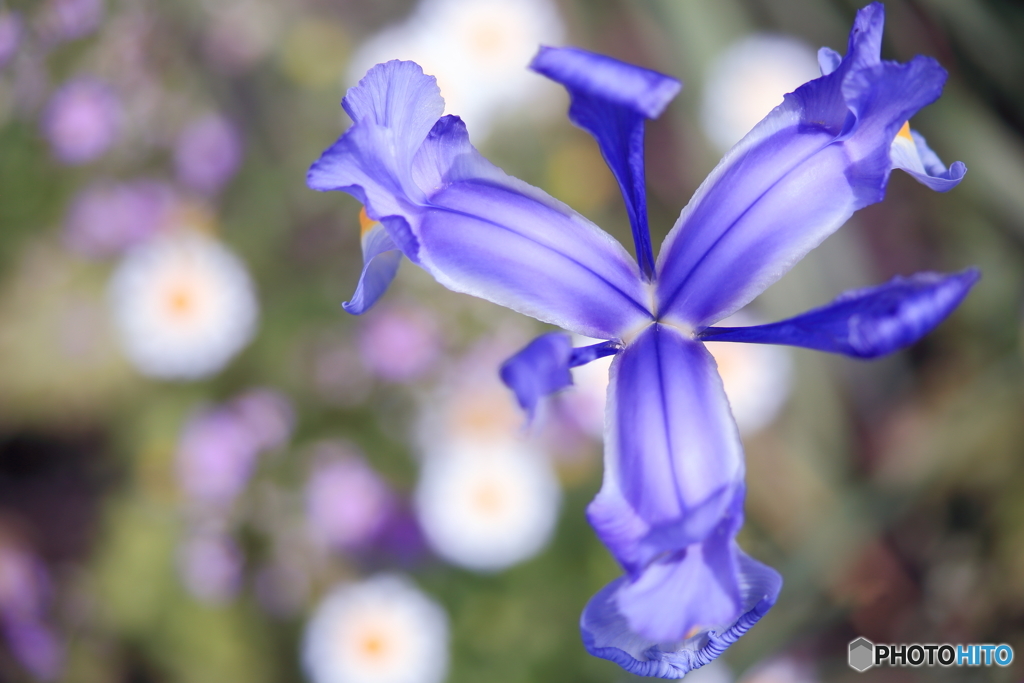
[178,529,243,604]
[0,545,63,681]
[176,405,260,509]
[232,388,295,452]
[0,12,22,69]
[306,444,393,552]
[42,77,121,164]
[37,0,103,45]
[64,179,176,258]
[309,3,974,677]
[174,113,243,195]
[357,304,441,382]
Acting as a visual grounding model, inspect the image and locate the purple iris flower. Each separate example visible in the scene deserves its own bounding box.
[307,4,975,677]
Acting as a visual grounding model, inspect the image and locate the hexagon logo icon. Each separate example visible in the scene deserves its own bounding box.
[849,637,875,672]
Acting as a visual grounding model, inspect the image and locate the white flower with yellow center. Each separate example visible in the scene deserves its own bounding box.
[348,0,565,140]
[416,438,560,572]
[108,232,258,380]
[302,575,448,683]
[414,344,562,572]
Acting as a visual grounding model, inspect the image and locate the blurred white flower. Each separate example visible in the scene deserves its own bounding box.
[704,312,792,435]
[108,232,258,380]
[416,440,560,572]
[303,574,448,683]
[700,34,820,152]
[349,0,565,141]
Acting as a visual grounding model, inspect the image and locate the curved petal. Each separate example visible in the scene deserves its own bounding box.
[890,127,967,192]
[500,334,621,419]
[308,60,444,220]
[581,533,781,679]
[500,333,574,419]
[412,117,652,339]
[655,3,954,329]
[817,47,842,76]
[342,211,404,314]
[700,269,979,358]
[309,62,651,338]
[586,324,744,572]
[530,46,681,280]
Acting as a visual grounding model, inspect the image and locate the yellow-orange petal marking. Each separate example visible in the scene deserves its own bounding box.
[896,121,913,142]
[359,206,379,237]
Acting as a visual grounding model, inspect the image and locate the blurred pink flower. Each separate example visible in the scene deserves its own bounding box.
[64,179,176,258]
[0,545,63,681]
[176,406,261,508]
[174,113,243,195]
[178,529,243,604]
[37,0,103,45]
[42,77,121,164]
[232,388,295,452]
[305,443,393,551]
[358,305,441,382]
[0,12,22,69]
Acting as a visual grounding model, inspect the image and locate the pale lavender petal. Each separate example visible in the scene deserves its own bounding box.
[890,128,966,192]
[700,269,979,358]
[581,538,781,679]
[344,220,403,315]
[530,46,681,279]
[587,324,744,572]
[656,3,952,329]
[817,47,842,76]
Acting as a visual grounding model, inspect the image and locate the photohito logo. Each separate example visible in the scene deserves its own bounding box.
[848,637,1014,671]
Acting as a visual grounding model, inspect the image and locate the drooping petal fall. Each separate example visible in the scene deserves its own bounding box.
[581,528,781,679]
[343,209,403,315]
[655,3,965,330]
[700,269,979,358]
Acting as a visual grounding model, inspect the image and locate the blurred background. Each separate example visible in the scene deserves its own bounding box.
[0,0,1021,681]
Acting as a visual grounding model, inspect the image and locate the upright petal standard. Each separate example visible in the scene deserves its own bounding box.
[308,3,975,677]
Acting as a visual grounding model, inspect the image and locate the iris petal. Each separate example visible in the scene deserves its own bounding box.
[700,269,979,358]
[531,46,681,280]
[587,324,744,572]
[499,333,574,419]
[500,334,621,419]
[655,3,956,330]
[890,128,967,192]
[308,62,651,336]
[581,529,781,679]
[342,220,403,315]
